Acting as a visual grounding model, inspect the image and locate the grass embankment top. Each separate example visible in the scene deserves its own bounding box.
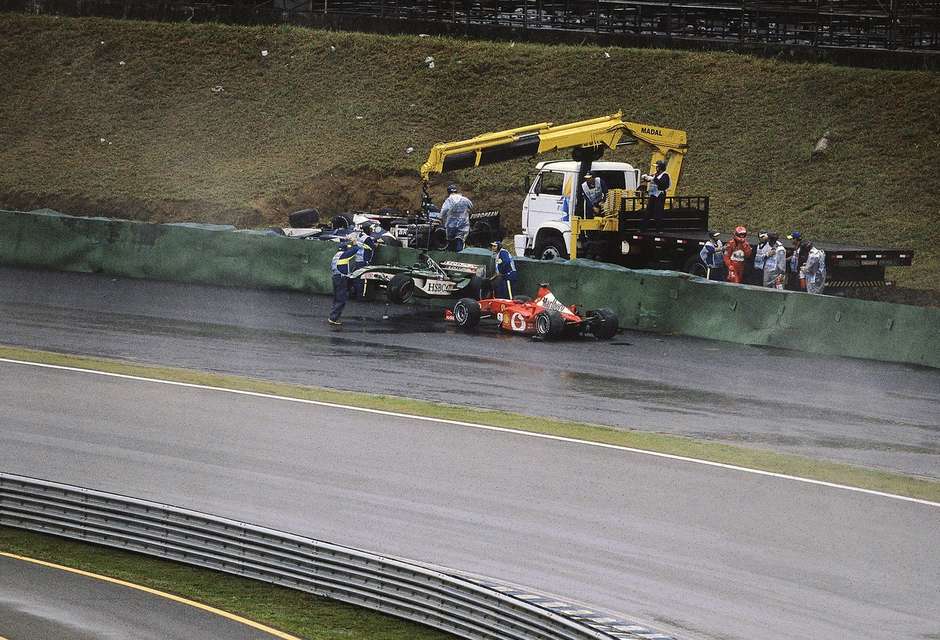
[0,14,937,288]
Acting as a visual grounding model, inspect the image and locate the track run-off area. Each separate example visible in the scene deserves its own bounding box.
[1,359,939,638]
[1,266,939,639]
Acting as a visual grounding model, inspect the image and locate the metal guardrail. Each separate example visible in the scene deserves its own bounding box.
[0,473,674,640]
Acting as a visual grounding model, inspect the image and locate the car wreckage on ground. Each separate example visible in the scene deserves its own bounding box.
[447,284,619,340]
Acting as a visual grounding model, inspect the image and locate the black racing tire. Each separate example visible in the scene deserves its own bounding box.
[453,298,481,329]
[535,309,565,339]
[387,273,415,304]
[534,235,569,261]
[466,220,492,246]
[465,275,484,300]
[431,227,449,251]
[288,208,320,228]
[590,307,619,339]
[331,214,353,230]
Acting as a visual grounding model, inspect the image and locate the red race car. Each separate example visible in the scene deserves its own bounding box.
[446,284,619,340]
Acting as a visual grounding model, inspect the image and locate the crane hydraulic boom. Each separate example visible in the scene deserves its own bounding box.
[419,111,689,197]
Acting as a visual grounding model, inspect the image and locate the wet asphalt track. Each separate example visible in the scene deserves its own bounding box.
[1,361,938,640]
[1,266,938,478]
[0,555,285,640]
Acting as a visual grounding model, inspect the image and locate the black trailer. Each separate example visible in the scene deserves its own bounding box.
[577,196,914,288]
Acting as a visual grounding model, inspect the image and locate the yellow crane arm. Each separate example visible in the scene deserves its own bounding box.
[419,111,689,197]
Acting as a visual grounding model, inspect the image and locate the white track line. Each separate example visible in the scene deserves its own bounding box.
[2,357,938,508]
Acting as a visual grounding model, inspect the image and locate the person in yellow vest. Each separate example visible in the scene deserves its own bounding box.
[328,237,360,326]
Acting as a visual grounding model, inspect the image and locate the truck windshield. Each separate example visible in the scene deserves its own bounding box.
[535,171,564,196]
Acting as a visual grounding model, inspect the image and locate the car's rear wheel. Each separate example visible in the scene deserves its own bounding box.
[387,273,415,304]
[431,227,449,251]
[535,310,565,338]
[590,307,619,339]
[465,275,484,300]
[331,214,353,230]
[453,298,481,329]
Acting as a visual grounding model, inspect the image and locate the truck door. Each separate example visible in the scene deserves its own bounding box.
[523,170,570,235]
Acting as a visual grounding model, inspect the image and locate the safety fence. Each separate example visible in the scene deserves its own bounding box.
[6,0,938,54]
[0,473,668,640]
[0,209,937,368]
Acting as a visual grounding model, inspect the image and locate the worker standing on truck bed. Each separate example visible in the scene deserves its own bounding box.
[440,183,473,252]
[580,173,608,217]
[762,232,787,289]
[699,230,725,281]
[724,226,752,284]
[641,159,670,230]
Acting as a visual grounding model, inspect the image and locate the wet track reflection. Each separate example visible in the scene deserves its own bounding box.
[1,266,938,477]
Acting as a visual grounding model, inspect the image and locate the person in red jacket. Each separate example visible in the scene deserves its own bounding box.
[723,226,753,284]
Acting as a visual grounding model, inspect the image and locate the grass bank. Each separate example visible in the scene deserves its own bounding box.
[0,528,455,640]
[0,14,938,289]
[3,344,938,503]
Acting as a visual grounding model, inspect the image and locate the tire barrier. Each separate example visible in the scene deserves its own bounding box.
[0,473,672,640]
[0,209,937,369]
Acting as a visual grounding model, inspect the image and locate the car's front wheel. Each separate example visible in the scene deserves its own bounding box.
[453,298,482,329]
[535,310,565,338]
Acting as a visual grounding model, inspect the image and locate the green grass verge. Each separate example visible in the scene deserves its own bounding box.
[3,344,938,503]
[0,14,938,289]
[0,527,456,640]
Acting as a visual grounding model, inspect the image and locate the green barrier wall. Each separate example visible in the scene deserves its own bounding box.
[1,210,937,369]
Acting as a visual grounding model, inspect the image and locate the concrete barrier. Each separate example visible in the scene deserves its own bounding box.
[1,209,937,368]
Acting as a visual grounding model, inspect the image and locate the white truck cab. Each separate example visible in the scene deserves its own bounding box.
[517,160,639,260]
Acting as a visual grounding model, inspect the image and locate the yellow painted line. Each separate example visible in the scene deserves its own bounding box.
[0,552,303,640]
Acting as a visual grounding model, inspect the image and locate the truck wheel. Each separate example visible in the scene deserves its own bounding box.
[535,310,565,339]
[387,273,415,304]
[535,236,568,261]
[590,308,619,339]
[453,298,481,329]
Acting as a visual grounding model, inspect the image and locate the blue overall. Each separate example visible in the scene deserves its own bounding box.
[492,248,518,299]
[330,242,359,322]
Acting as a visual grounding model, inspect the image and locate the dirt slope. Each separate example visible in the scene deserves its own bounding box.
[0,14,938,295]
